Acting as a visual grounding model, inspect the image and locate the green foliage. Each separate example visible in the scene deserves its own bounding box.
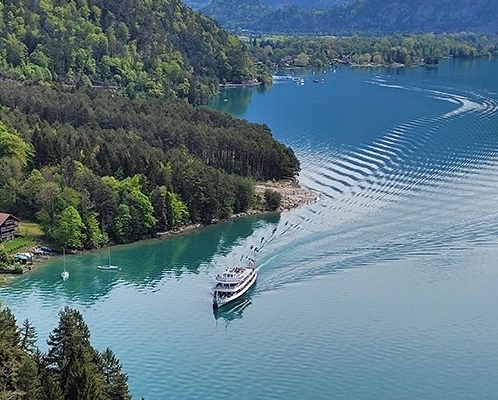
[19,319,38,356]
[16,356,41,398]
[264,188,282,211]
[82,213,107,249]
[151,186,190,231]
[0,121,33,210]
[0,305,33,397]
[1,237,36,255]
[112,204,133,244]
[52,206,85,249]
[0,247,12,267]
[46,307,106,399]
[0,0,260,103]
[0,121,32,166]
[100,348,131,400]
[0,82,300,246]
[0,305,134,399]
[250,33,498,69]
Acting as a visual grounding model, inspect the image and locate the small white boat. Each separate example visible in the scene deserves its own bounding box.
[97,264,119,270]
[97,245,119,270]
[213,259,257,309]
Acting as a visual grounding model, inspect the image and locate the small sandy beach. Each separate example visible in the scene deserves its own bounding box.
[254,180,319,212]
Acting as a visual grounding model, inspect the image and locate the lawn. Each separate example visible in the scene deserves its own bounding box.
[18,221,44,239]
[1,221,44,255]
[2,237,36,254]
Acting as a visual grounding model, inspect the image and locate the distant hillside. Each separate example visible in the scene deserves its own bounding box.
[185,0,348,10]
[202,0,498,34]
[340,0,498,33]
[0,0,256,104]
[260,0,347,8]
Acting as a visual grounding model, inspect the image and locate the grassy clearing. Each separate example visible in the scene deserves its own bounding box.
[2,237,36,254]
[18,221,44,239]
[1,221,44,255]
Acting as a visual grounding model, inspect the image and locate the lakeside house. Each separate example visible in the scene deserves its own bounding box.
[0,213,20,242]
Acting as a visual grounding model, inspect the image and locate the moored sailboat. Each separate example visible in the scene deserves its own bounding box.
[61,248,69,280]
[97,245,119,270]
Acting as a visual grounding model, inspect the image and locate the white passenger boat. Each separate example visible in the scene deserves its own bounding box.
[213,259,257,309]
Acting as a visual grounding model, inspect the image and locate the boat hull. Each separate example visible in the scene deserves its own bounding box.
[213,270,257,309]
[97,265,119,270]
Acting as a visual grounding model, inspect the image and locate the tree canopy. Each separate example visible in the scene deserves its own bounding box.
[0,0,259,103]
[0,303,131,400]
[0,82,300,248]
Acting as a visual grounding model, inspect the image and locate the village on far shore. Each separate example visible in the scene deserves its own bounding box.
[0,180,319,282]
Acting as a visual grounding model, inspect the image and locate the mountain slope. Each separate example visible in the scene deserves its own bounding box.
[0,0,255,103]
[185,0,348,10]
[202,0,498,33]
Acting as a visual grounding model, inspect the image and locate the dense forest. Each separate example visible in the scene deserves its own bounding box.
[0,303,132,400]
[0,0,300,250]
[0,0,259,104]
[248,32,498,69]
[202,0,498,34]
[0,81,299,249]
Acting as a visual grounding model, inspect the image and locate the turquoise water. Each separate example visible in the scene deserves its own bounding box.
[2,59,498,399]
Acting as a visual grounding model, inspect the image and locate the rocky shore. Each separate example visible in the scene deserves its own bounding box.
[254,180,319,212]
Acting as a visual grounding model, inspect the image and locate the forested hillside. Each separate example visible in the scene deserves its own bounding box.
[0,0,301,249]
[0,0,256,104]
[202,0,498,34]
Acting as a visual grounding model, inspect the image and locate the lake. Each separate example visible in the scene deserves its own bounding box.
[2,58,498,399]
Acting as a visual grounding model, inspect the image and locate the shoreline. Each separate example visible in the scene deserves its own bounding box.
[0,180,319,284]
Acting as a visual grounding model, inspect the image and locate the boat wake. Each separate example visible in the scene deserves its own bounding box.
[228,78,498,296]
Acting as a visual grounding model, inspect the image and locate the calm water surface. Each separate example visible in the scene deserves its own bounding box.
[2,59,498,399]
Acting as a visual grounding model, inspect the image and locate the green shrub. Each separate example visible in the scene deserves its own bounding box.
[264,189,282,211]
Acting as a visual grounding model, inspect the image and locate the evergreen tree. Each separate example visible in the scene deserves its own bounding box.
[101,348,131,400]
[19,318,38,355]
[45,307,106,399]
[16,357,41,399]
[0,304,132,400]
[0,306,21,393]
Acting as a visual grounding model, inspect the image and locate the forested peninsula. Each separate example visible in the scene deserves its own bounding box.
[0,0,299,252]
[0,81,299,249]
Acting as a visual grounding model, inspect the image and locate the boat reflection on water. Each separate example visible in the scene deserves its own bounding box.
[213,297,253,327]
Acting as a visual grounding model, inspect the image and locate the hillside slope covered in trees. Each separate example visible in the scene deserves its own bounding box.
[202,0,498,34]
[0,0,257,104]
[0,0,300,250]
[0,81,299,249]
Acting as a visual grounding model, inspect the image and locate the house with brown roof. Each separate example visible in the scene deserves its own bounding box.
[0,213,20,242]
